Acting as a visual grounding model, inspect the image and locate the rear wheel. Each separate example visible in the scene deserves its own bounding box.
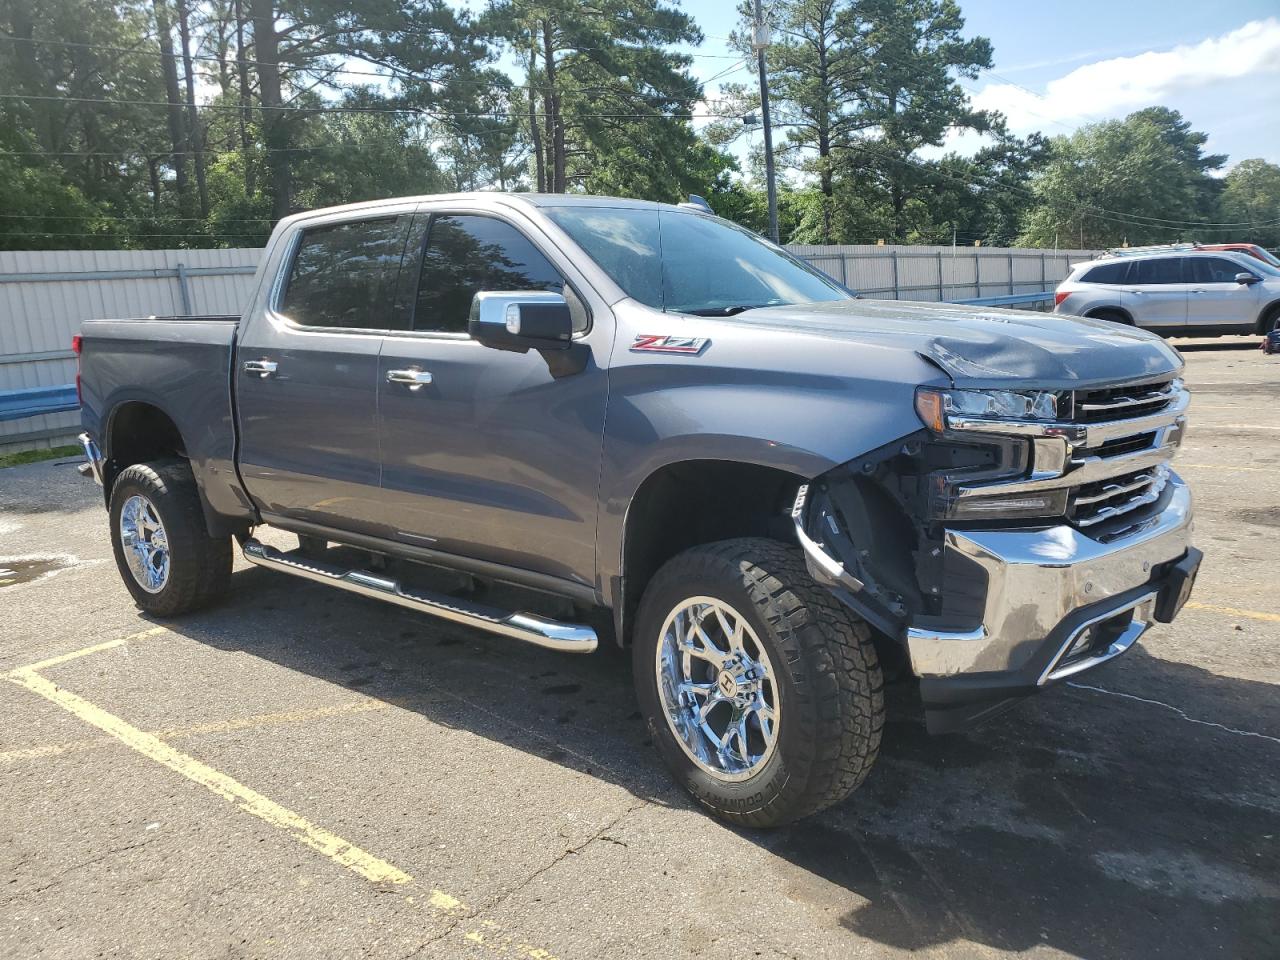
[1261,306,1280,335]
[108,460,232,616]
[1089,308,1132,326]
[633,538,884,828]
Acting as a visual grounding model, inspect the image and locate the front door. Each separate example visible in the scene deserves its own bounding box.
[1186,256,1262,328]
[376,208,610,588]
[1123,257,1190,329]
[236,212,411,535]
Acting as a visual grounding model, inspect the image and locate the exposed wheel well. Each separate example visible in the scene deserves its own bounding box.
[619,460,803,645]
[1259,301,1280,334]
[104,402,186,492]
[1085,306,1133,325]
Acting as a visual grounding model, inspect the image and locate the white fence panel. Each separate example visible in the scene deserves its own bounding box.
[0,248,260,451]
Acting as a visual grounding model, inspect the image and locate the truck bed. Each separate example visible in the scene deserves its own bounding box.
[78,314,248,527]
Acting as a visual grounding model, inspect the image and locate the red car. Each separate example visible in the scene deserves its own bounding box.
[1199,243,1280,268]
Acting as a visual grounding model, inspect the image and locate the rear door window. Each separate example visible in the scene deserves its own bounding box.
[1082,261,1129,284]
[412,215,566,334]
[1131,258,1185,284]
[277,217,408,330]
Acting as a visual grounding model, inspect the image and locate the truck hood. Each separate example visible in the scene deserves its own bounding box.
[725,298,1183,390]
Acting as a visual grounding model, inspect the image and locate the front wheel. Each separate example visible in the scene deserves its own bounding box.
[108,460,232,616]
[633,538,884,827]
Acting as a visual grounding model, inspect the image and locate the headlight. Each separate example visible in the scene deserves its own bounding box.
[915,387,1061,432]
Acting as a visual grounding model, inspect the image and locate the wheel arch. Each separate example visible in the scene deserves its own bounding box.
[613,459,807,646]
[1257,299,1280,334]
[102,399,246,539]
[1084,305,1134,325]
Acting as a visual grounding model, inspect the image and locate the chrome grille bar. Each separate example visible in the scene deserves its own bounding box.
[1073,472,1155,507]
[946,378,1188,534]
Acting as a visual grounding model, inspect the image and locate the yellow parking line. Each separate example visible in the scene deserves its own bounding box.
[1184,601,1280,624]
[5,629,567,958]
[6,666,413,885]
[1178,463,1276,472]
[6,626,169,674]
[0,699,393,766]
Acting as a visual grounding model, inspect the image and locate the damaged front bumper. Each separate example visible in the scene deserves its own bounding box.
[794,473,1200,734]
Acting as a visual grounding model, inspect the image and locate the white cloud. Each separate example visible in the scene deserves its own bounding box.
[972,17,1280,136]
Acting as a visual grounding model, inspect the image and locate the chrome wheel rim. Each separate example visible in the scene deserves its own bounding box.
[655,596,780,782]
[119,494,170,593]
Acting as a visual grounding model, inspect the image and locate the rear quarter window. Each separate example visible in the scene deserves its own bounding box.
[1082,262,1129,284]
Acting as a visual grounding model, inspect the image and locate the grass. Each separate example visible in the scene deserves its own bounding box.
[0,444,83,469]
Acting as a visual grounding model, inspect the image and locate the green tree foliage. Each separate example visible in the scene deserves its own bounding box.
[1019,109,1225,249]
[711,0,998,244]
[1220,159,1280,249]
[485,0,719,200]
[0,0,1273,254]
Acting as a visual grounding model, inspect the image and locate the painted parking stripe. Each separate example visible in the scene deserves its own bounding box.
[3,625,168,673]
[4,631,567,958]
[6,666,413,885]
[1177,463,1277,472]
[0,698,393,765]
[1184,601,1280,623]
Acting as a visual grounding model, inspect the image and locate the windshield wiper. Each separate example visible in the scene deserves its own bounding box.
[683,303,782,317]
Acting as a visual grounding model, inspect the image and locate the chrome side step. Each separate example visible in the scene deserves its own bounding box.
[241,539,598,654]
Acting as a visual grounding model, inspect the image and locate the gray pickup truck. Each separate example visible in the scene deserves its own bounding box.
[76,193,1201,827]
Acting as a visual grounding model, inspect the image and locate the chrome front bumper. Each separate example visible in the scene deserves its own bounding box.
[904,473,1193,682]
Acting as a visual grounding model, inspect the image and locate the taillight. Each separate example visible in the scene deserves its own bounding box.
[72,334,82,404]
[1054,291,1069,307]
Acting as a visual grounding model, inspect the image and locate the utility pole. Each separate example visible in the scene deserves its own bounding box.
[753,0,778,243]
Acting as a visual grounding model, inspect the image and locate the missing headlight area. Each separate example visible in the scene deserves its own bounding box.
[795,430,1033,630]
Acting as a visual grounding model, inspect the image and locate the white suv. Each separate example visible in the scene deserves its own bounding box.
[1054,249,1280,336]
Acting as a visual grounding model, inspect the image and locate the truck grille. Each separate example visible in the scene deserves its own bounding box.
[950,374,1187,536]
[1073,379,1180,422]
[1068,466,1168,528]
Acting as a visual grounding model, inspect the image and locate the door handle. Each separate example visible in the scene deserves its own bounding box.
[1126,289,1144,295]
[243,359,278,378]
[386,367,433,391]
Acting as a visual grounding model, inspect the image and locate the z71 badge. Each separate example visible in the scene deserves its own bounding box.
[631,334,710,355]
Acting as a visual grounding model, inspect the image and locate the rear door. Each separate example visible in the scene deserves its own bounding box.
[1186,256,1262,328]
[1123,257,1190,329]
[375,205,610,588]
[236,211,412,535]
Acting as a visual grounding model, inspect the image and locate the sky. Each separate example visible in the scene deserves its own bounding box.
[677,0,1280,173]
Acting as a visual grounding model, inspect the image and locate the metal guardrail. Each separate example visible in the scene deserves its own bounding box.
[0,385,79,423]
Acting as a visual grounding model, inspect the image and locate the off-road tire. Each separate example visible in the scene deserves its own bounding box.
[633,537,884,828]
[108,459,232,616]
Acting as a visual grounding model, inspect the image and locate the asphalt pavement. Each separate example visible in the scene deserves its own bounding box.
[1,335,1277,960]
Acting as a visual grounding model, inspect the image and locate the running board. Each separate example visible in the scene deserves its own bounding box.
[241,539,598,654]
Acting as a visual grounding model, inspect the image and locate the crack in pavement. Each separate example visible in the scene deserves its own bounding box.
[1067,681,1280,745]
[3,835,162,905]
[399,800,648,960]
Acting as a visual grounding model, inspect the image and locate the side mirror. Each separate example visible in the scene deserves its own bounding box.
[1236,272,1261,285]
[469,291,573,352]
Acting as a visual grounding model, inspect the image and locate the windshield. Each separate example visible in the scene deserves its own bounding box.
[545,205,852,315]
[1240,254,1280,276]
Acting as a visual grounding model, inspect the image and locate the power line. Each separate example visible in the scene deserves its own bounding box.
[0,92,717,121]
